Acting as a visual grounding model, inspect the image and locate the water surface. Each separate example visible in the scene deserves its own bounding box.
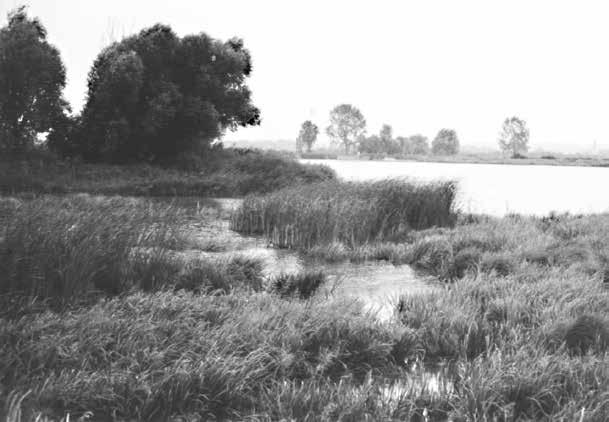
[174,198,436,320]
[303,159,609,216]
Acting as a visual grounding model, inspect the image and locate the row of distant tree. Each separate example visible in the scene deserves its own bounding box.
[296,104,530,157]
[0,7,260,163]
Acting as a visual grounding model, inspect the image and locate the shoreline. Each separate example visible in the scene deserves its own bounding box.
[300,153,609,168]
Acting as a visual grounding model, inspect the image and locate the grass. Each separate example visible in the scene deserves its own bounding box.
[4,192,609,419]
[0,195,182,306]
[0,148,336,197]
[269,271,326,299]
[0,291,410,421]
[0,195,268,315]
[230,179,457,249]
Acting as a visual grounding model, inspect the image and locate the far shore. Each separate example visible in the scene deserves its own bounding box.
[299,152,609,168]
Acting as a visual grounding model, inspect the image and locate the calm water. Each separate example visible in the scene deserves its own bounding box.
[173,198,436,321]
[302,159,609,216]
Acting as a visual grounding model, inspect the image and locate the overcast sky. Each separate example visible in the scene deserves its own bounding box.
[3,0,609,151]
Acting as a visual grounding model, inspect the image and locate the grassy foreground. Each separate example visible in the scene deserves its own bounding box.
[2,194,609,420]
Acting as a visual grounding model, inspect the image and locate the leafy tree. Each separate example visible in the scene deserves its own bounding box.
[358,134,383,154]
[379,124,400,154]
[498,116,529,157]
[326,104,366,154]
[399,134,429,155]
[0,7,68,153]
[432,129,459,155]
[296,120,319,153]
[357,125,401,155]
[78,24,260,163]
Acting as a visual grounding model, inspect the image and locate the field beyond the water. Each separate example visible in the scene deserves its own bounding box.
[1,185,609,420]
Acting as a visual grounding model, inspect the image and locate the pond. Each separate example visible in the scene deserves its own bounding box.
[302,158,609,216]
[173,198,437,322]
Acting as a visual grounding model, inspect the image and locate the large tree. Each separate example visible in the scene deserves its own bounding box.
[326,104,366,154]
[0,7,68,153]
[78,24,260,163]
[432,128,459,155]
[296,120,319,153]
[498,116,529,157]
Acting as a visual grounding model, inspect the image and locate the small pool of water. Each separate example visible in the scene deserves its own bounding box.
[174,197,438,321]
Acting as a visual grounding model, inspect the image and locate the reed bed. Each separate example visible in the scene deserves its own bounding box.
[0,195,182,308]
[230,179,457,249]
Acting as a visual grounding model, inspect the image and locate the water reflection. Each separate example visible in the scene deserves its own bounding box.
[171,197,437,321]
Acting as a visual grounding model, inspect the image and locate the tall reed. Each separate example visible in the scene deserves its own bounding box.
[0,195,181,306]
[230,179,457,249]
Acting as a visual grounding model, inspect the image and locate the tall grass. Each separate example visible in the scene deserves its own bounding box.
[230,179,457,249]
[0,291,410,421]
[0,195,181,308]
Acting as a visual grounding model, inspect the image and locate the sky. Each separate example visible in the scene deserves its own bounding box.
[2,0,609,152]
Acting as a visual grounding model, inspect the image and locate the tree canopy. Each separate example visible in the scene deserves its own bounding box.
[0,7,68,153]
[399,134,429,155]
[499,117,529,157]
[326,104,366,154]
[432,129,459,155]
[296,120,319,153]
[77,24,260,163]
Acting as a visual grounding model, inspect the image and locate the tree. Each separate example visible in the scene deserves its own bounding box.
[326,104,366,154]
[399,134,429,155]
[296,120,319,153]
[78,24,260,163]
[498,117,529,157]
[358,134,383,154]
[0,7,68,153]
[379,124,400,154]
[432,129,459,155]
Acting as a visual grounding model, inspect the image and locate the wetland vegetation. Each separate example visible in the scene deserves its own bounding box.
[2,189,609,421]
[2,5,609,421]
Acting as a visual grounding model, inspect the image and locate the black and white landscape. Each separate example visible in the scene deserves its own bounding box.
[1,1,609,421]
